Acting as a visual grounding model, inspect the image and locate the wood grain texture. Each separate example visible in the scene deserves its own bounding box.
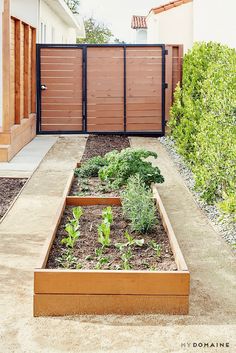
[126,46,163,132]
[40,47,83,131]
[34,294,189,316]
[87,47,124,132]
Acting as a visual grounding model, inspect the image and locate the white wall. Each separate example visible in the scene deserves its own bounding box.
[134,29,147,44]
[0,0,3,126]
[11,0,38,27]
[147,2,193,52]
[40,0,76,43]
[193,0,236,49]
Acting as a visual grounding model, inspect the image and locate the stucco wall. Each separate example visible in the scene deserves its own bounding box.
[11,0,38,27]
[134,29,147,44]
[40,0,76,43]
[193,0,236,49]
[147,2,193,52]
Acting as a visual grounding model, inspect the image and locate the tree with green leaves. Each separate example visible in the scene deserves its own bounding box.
[65,0,80,14]
[77,17,113,44]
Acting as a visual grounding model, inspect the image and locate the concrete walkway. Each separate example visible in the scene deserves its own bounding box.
[0,136,57,178]
[0,136,235,353]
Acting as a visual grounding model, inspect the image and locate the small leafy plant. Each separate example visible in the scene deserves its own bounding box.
[74,156,107,178]
[115,231,144,251]
[120,248,133,270]
[149,240,162,258]
[97,206,113,248]
[122,175,157,233]
[99,148,164,189]
[56,249,78,269]
[61,206,83,248]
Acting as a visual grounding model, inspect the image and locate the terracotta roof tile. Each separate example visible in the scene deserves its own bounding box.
[150,0,192,15]
[131,16,147,29]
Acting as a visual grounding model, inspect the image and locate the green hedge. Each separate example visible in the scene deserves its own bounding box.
[169,42,236,219]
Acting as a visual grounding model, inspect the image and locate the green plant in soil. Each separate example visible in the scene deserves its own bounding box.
[115,231,144,251]
[94,247,110,269]
[74,156,107,178]
[97,206,113,248]
[99,148,164,189]
[61,206,83,248]
[149,240,162,258]
[122,175,157,234]
[56,249,78,269]
[120,248,133,270]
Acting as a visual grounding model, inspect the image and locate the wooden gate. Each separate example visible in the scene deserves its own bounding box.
[37,44,182,136]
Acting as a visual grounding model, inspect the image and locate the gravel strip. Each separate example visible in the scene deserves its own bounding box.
[159,136,236,249]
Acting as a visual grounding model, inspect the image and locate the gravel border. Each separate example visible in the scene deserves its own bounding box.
[159,136,236,249]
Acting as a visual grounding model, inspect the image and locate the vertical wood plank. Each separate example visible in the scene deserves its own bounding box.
[2,0,11,131]
[14,19,21,124]
[24,24,30,118]
[165,45,173,121]
[31,28,36,113]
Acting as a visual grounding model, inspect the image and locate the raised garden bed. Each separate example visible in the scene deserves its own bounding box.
[69,135,130,197]
[34,188,189,316]
[0,177,27,221]
[34,135,190,316]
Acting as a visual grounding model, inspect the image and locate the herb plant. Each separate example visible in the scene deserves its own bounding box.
[99,148,164,189]
[115,231,144,251]
[122,175,157,233]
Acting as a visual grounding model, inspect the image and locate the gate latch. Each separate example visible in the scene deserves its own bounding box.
[41,84,47,90]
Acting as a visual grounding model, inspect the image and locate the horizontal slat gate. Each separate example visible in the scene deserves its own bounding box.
[40,47,83,132]
[37,44,175,135]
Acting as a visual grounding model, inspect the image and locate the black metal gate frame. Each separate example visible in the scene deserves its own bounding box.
[36,44,167,136]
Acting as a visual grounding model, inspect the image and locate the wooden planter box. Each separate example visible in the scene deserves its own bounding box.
[34,167,190,316]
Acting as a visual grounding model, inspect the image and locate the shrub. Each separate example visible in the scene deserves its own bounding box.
[99,148,164,189]
[169,42,236,218]
[74,156,107,178]
[121,175,157,233]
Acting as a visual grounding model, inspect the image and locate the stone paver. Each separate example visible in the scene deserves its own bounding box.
[0,136,57,178]
[0,136,235,353]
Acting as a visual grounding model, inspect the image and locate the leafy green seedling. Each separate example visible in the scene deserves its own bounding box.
[95,256,110,270]
[102,206,113,224]
[124,231,144,247]
[121,248,133,270]
[72,206,83,221]
[149,240,162,257]
[95,247,103,257]
[98,222,111,247]
[61,223,80,248]
[115,232,144,251]
[56,249,78,269]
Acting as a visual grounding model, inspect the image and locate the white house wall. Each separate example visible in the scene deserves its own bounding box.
[11,0,38,27]
[147,2,193,52]
[40,0,76,43]
[193,0,236,49]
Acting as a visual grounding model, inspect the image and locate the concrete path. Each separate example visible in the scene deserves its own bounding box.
[0,136,235,353]
[0,136,57,178]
